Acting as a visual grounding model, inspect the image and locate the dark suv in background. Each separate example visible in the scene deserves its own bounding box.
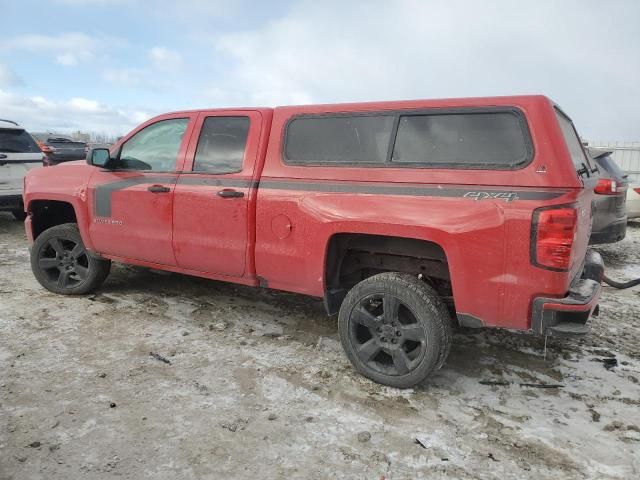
[588,147,628,244]
[32,133,88,166]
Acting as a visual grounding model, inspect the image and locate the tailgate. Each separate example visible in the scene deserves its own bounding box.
[50,142,87,160]
[0,153,43,192]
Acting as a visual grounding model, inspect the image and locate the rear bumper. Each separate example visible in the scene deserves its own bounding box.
[531,250,604,336]
[0,194,23,211]
[589,218,627,245]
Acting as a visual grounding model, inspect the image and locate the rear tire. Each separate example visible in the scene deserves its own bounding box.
[11,209,27,221]
[30,223,111,295]
[338,272,452,388]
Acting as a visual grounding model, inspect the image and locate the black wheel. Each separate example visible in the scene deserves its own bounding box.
[11,209,27,221]
[30,223,111,295]
[338,272,452,388]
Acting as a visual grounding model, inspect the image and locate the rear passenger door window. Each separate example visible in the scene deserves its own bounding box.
[193,116,250,173]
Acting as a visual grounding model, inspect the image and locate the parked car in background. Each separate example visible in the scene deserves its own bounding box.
[626,182,640,220]
[0,119,43,220]
[588,147,628,244]
[32,132,88,166]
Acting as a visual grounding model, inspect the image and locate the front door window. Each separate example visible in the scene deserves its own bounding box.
[118,118,188,171]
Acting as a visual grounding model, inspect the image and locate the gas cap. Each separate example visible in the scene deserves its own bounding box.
[271,214,293,239]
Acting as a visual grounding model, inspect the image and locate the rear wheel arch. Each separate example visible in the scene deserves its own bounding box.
[323,232,453,315]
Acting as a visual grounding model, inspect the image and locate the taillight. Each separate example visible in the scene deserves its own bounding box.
[634,187,640,195]
[594,178,617,195]
[37,141,56,154]
[532,206,578,271]
[594,178,627,195]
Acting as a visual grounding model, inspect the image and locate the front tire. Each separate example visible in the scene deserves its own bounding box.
[338,272,452,388]
[30,223,111,295]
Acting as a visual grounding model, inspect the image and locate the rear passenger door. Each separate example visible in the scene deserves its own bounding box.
[173,111,262,277]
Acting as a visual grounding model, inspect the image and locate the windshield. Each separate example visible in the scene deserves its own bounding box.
[554,108,594,175]
[0,129,41,153]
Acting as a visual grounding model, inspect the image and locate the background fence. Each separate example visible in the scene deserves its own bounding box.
[588,141,640,183]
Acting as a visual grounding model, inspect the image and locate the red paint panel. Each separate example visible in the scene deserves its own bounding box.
[172,110,267,277]
[256,95,593,330]
[87,171,178,265]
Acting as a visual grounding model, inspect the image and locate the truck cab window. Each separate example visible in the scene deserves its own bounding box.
[193,116,250,174]
[118,118,188,171]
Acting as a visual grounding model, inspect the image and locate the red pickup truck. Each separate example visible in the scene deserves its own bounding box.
[23,95,604,387]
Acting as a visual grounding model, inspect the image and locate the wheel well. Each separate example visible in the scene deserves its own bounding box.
[30,200,78,239]
[324,233,453,315]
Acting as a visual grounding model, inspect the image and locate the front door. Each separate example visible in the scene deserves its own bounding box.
[172,111,262,277]
[88,114,196,265]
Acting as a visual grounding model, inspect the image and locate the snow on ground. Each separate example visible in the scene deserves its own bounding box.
[0,215,639,479]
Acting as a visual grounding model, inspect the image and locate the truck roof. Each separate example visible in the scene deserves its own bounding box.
[159,94,553,117]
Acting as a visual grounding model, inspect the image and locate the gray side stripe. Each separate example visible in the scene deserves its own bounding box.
[94,175,178,217]
[257,180,567,200]
[93,174,568,218]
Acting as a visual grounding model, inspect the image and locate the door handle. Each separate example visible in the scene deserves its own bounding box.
[148,184,171,193]
[217,189,244,198]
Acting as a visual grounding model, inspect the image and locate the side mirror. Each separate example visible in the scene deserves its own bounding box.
[87,148,111,168]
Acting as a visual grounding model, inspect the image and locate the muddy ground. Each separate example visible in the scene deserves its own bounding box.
[1,213,639,480]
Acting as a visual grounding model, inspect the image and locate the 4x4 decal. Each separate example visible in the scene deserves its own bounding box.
[463,191,520,202]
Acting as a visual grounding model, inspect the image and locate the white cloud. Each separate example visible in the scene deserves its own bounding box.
[0,64,24,87]
[0,32,124,66]
[101,48,184,89]
[68,97,101,112]
[103,68,145,86]
[55,53,80,66]
[54,0,130,5]
[212,0,640,139]
[0,89,153,135]
[149,47,183,72]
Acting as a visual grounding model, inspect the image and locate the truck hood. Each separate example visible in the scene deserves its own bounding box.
[24,160,96,206]
[55,160,87,167]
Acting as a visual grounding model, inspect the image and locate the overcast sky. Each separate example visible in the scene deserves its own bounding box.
[1,0,639,140]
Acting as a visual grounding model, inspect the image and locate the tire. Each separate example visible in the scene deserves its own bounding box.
[11,209,27,221]
[338,272,452,388]
[30,223,111,295]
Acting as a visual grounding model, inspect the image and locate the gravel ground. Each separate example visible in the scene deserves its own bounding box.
[1,213,639,480]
